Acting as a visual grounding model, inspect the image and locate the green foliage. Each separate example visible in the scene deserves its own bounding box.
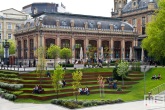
[117,61,129,86]
[72,70,83,90]
[51,65,65,98]
[0,73,18,78]
[131,62,141,71]
[72,70,83,102]
[142,0,165,60]
[36,47,46,72]
[113,67,122,80]
[36,47,46,84]
[0,82,23,90]
[8,39,16,55]
[117,61,129,78]
[60,48,72,59]
[0,39,16,56]
[51,99,124,109]
[86,44,97,59]
[59,64,74,67]
[47,44,60,66]
[47,44,60,59]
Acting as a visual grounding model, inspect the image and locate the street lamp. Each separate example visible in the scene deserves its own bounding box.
[35,17,43,47]
[144,64,147,95]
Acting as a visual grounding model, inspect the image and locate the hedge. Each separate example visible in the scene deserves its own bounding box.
[0,82,23,90]
[0,89,17,101]
[51,99,124,109]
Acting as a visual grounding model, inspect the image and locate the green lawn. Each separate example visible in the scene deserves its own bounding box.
[29,68,113,74]
[14,68,165,103]
[61,68,165,101]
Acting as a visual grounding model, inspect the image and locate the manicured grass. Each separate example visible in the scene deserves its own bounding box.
[14,99,51,104]
[61,68,165,101]
[29,68,113,74]
[14,68,165,103]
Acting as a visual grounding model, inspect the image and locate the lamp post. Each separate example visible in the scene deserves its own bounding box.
[144,65,147,95]
[35,17,43,84]
[3,39,10,65]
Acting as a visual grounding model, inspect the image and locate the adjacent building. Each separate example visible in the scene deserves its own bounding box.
[0,8,29,41]
[111,0,157,61]
[22,2,66,17]
[0,8,29,63]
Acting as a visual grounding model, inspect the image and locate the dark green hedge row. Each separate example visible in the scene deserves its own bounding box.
[51,99,124,109]
[0,88,16,101]
[0,82,23,90]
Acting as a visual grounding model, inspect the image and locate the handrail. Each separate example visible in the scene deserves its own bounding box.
[150,83,165,95]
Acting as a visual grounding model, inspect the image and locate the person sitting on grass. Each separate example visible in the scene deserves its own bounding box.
[85,86,90,95]
[78,88,82,95]
[46,70,51,77]
[32,85,39,94]
[38,85,44,93]
[157,74,161,79]
[151,75,157,80]
[62,80,66,87]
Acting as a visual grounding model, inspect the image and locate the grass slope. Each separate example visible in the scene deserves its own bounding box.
[14,68,165,103]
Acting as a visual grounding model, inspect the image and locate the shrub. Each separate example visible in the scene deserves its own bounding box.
[59,64,74,67]
[117,87,122,91]
[82,101,92,107]
[0,73,18,78]
[0,82,23,90]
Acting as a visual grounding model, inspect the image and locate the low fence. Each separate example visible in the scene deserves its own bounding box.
[150,83,165,95]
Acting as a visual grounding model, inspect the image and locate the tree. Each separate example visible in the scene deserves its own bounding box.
[0,39,16,58]
[97,75,106,98]
[60,48,72,69]
[8,39,16,55]
[36,47,46,84]
[72,70,83,102]
[86,44,97,64]
[51,64,65,99]
[142,0,165,60]
[47,44,60,68]
[117,61,129,86]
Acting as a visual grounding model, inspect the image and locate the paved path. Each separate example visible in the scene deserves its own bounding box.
[0,97,165,110]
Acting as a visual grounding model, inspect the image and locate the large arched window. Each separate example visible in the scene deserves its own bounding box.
[114,41,121,58]
[18,41,21,59]
[75,40,84,59]
[61,39,70,48]
[23,40,27,59]
[29,39,34,59]
[125,41,132,59]
[102,40,110,58]
[45,38,55,49]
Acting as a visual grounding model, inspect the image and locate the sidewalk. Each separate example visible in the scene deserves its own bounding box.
[0,97,165,110]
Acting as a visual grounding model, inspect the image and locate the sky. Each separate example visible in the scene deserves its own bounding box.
[0,0,131,17]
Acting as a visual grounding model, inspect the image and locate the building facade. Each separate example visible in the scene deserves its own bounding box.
[15,12,138,64]
[111,0,157,61]
[0,8,29,41]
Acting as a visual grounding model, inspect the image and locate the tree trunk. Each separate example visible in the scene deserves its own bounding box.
[122,75,124,86]
[54,58,56,70]
[56,82,58,99]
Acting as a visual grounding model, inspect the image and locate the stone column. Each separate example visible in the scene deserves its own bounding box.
[21,38,24,58]
[71,36,75,63]
[98,38,101,59]
[110,38,114,60]
[27,37,30,59]
[57,35,60,46]
[122,39,125,60]
[85,36,89,60]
